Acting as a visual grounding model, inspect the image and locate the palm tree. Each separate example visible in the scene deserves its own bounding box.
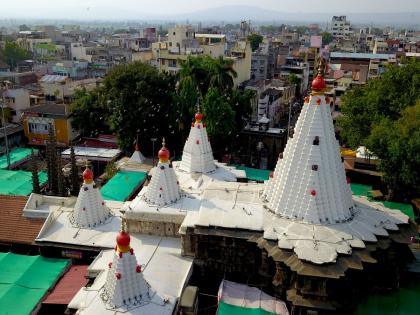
[208,56,237,92]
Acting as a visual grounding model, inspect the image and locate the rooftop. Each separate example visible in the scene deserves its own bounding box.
[24,103,69,117]
[100,171,147,202]
[61,146,121,162]
[0,195,46,245]
[330,52,396,60]
[0,252,69,315]
[0,169,47,196]
[0,147,38,170]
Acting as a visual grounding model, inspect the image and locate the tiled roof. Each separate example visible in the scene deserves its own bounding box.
[43,265,89,305]
[0,195,45,245]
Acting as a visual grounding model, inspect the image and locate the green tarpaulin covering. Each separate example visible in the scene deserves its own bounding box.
[0,252,69,315]
[354,280,420,315]
[0,148,39,169]
[219,301,278,315]
[350,183,415,219]
[0,169,47,196]
[234,166,271,182]
[100,170,146,201]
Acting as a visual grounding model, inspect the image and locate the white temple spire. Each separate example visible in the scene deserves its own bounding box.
[70,164,111,228]
[129,130,145,164]
[143,138,181,206]
[102,217,150,308]
[263,61,354,224]
[179,111,216,174]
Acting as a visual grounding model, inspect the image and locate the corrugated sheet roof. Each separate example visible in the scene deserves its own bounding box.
[43,265,89,305]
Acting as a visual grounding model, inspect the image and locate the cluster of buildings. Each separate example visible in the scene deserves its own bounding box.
[0,70,417,315]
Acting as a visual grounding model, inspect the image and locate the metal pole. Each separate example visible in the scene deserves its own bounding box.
[1,88,11,169]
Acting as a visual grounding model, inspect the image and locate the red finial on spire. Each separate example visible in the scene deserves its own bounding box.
[83,164,93,184]
[311,58,327,94]
[158,137,170,162]
[195,112,203,123]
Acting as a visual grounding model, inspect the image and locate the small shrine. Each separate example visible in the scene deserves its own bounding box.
[102,219,151,309]
[129,132,146,164]
[143,138,181,206]
[70,164,111,228]
[178,111,216,174]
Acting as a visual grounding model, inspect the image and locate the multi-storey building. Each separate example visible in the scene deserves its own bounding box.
[329,16,353,39]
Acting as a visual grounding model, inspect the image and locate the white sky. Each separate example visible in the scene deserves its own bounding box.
[0,0,419,19]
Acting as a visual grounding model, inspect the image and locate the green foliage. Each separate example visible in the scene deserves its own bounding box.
[288,73,301,96]
[367,102,420,197]
[339,59,420,148]
[104,161,118,180]
[104,62,176,152]
[0,41,31,70]
[338,59,420,197]
[202,88,236,147]
[247,33,263,51]
[70,88,110,137]
[320,32,333,45]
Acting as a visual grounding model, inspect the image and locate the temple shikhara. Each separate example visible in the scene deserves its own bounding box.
[26,66,416,315]
[70,166,111,228]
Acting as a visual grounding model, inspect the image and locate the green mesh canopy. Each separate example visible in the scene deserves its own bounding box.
[0,148,39,169]
[0,169,47,196]
[100,171,147,201]
[0,253,69,315]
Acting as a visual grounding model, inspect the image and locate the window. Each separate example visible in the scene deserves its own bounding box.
[28,122,50,134]
[313,136,320,145]
[312,165,318,171]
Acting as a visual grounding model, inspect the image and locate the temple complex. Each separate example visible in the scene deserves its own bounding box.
[179,64,416,314]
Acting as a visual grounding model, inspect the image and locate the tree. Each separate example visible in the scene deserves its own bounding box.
[70,88,111,137]
[320,32,333,45]
[0,41,31,70]
[104,62,176,152]
[288,73,302,96]
[338,59,420,148]
[247,33,263,51]
[202,88,236,151]
[69,146,79,196]
[367,102,420,199]
[46,125,58,195]
[338,59,420,198]
[30,150,40,194]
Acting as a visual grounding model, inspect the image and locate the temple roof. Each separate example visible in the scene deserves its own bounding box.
[102,221,151,309]
[143,139,181,206]
[179,112,216,174]
[70,166,112,228]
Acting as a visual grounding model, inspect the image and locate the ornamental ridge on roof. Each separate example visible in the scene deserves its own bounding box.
[179,110,216,174]
[143,138,181,206]
[70,164,111,228]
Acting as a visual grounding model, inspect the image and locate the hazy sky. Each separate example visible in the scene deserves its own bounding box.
[1,0,419,19]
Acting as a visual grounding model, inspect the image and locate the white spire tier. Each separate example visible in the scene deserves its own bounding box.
[102,224,151,308]
[143,139,181,206]
[263,73,354,225]
[129,135,146,164]
[70,166,111,228]
[179,112,216,174]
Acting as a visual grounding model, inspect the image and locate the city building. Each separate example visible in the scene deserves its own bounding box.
[329,16,354,39]
[23,103,76,146]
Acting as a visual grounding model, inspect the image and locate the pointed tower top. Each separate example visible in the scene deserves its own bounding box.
[195,112,204,123]
[158,137,170,162]
[311,59,327,95]
[82,164,94,184]
[116,217,131,253]
[134,130,140,152]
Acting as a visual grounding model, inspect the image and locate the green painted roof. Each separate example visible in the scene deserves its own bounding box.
[100,170,146,201]
[350,183,415,219]
[0,169,47,196]
[234,166,271,182]
[0,148,39,169]
[0,252,69,315]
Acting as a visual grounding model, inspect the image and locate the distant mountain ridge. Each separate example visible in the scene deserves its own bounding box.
[0,5,419,27]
